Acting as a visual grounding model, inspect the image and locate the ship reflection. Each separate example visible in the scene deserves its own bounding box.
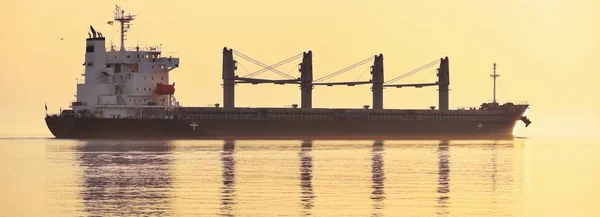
[77,140,173,216]
[437,140,450,217]
[299,140,315,215]
[221,140,236,217]
[490,142,498,205]
[371,141,385,216]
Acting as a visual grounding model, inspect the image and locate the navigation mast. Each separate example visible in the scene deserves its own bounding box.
[490,63,500,103]
[113,5,136,51]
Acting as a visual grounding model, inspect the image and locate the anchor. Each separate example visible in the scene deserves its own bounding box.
[520,116,532,127]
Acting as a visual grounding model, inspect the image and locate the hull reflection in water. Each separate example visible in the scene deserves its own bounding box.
[437,141,451,216]
[221,141,236,217]
[77,140,173,216]
[42,139,525,216]
[371,141,386,216]
[300,141,315,215]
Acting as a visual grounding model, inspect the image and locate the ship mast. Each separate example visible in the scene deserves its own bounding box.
[113,5,135,51]
[490,63,500,103]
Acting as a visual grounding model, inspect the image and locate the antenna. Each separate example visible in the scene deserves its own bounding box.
[490,63,500,103]
[114,5,136,51]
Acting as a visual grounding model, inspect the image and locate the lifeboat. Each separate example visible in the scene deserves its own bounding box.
[155,83,175,95]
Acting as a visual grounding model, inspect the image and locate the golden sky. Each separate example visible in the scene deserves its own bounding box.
[0,0,598,137]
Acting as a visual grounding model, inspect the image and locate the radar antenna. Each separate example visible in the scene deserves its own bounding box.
[490,63,500,103]
[114,5,136,51]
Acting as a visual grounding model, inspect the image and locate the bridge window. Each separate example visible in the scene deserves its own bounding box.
[87,62,93,66]
[114,64,121,73]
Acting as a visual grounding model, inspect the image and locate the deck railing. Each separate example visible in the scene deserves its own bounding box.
[170,111,509,122]
[106,45,162,52]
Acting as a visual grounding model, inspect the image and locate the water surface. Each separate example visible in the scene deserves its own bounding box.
[0,137,597,216]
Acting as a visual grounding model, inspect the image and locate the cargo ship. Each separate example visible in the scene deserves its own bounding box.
[45,6,531,140]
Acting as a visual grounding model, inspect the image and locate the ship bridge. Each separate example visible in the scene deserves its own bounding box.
[72,5,181,119]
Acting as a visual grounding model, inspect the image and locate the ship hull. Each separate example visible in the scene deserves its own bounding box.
[45,116,523,140]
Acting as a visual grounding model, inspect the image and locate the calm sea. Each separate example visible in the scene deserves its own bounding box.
[0,137,598,217]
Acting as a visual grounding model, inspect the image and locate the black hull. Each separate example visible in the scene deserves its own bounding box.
[45,117,523,140]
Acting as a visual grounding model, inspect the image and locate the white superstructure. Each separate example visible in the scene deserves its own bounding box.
[72,5,180,118]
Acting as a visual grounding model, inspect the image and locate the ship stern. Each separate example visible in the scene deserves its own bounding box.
[45,116,75,138]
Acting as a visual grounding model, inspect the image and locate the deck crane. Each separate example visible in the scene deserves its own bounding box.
[311,55,449,110]
[312,55,375,86]
[382,59,441,88]
[383,57,450,110]
[312,54,384,109]
[233,50,300,80]
[221,47,310,108]
[222,46,450,110]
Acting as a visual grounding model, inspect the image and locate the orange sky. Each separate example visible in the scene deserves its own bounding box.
[0,0,598,137]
